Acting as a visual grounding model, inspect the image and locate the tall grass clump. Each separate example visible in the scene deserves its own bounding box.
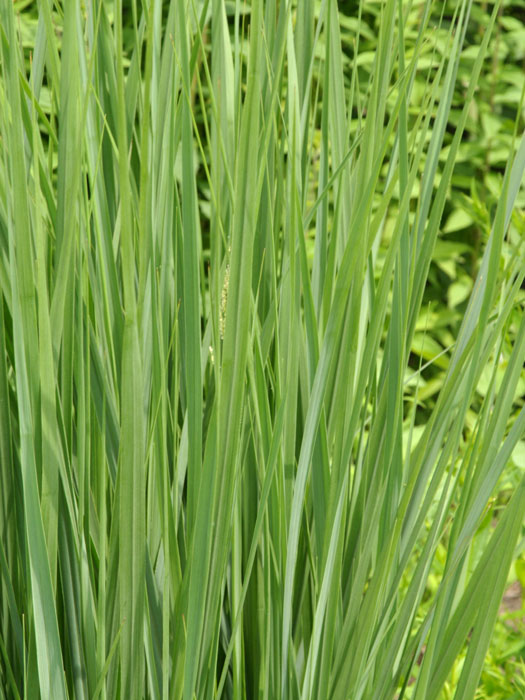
[0,0,524,698]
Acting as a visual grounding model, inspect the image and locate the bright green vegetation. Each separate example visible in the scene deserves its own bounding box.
[0,0,524,698]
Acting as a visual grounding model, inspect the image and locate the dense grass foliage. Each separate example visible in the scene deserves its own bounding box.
[0,1,524,698]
